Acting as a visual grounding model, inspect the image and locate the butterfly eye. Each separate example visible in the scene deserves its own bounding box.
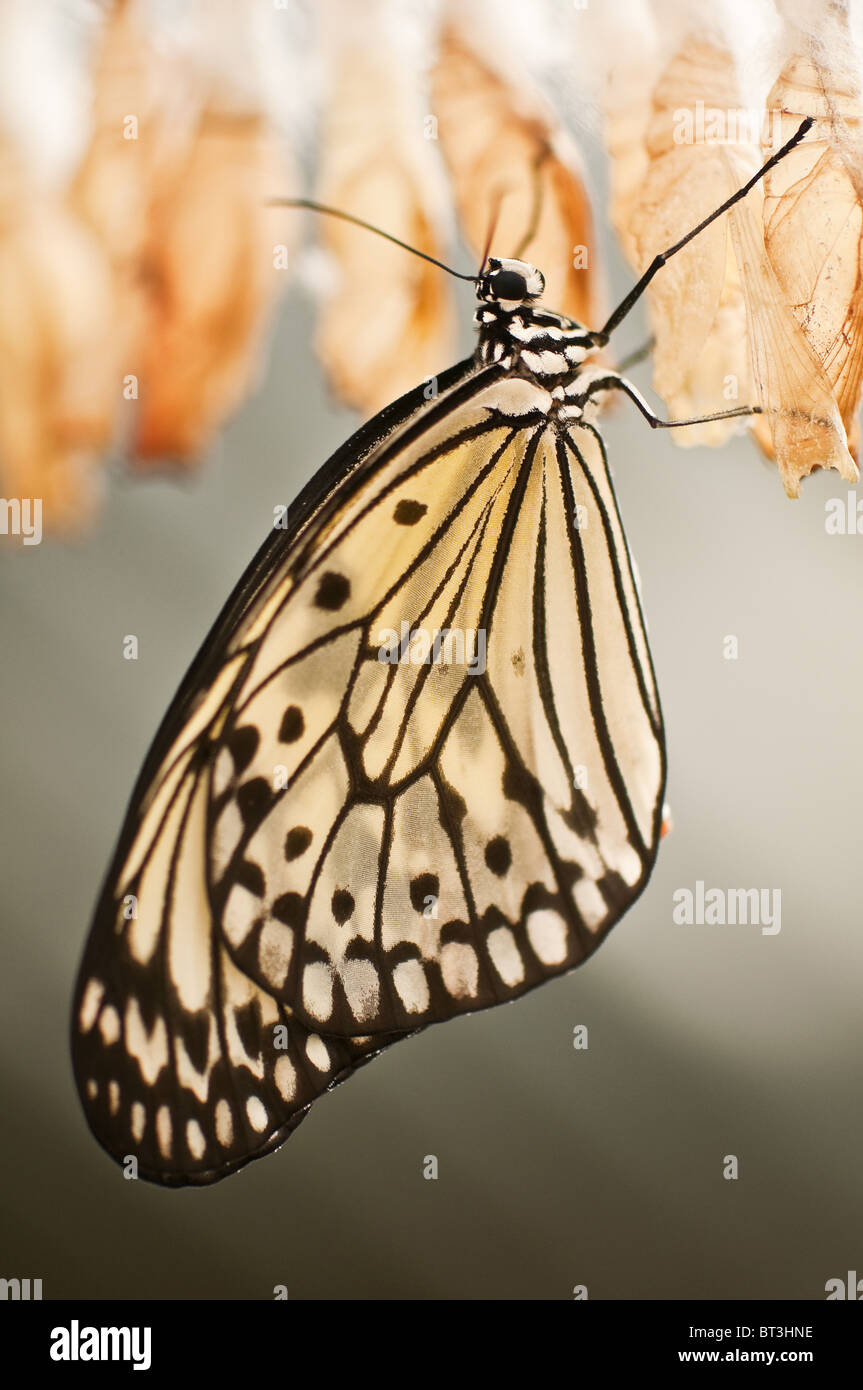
[491,269,528,301]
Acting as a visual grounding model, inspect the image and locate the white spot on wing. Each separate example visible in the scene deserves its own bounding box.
[274,1055,296,1101]
[156,1105,172,1158]
[612,842,642,888]
[246,1096,268,1132]
[258,921,293,989]
[488,927,525,986]
[213,747,235,797]
[167,773,213,1011]
[574,879,607,929]
[527,909,568,965]
[98,1006,120,1046]
[393,958,430,1013]
[79,979,104,1033]
[302,963,333,1022]
[440,942,479,999]
[223,883,262,949]
[340,959,380,1023]
[215,1099,233,1148]
[222,962,265,1076]
[211,799,245,880]
[175,1022,217,1103]
[186,1119,206,1159]
[305,1035,330,1071]
[124,1000,169,1085]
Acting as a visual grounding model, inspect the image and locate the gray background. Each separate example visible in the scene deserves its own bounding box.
[1,123,862,1299]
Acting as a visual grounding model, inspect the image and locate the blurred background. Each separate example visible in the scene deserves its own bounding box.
[1,0,862,1299]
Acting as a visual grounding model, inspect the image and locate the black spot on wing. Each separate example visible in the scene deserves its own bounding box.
[236,860,265,897]
[237,777,274,828]
[596,868,631,914]
[133,974,159,1033]
[383,940,423,968]
[285,826,312,861]
[409,873,439,913]
[484,836,512,876]
[502,760,533,805]
[278,705,304,743]
[272,892,305,929]
[179,1009,210,1075]
[331,889,355,925]
[393,498,428,526]
[314,571,351,611]
[228,725,260,773]
[234,1000,260,1061]
[439,918,472,945]
[563,791,598,842]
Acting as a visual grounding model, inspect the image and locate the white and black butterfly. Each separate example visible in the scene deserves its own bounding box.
[72,120,812,1185]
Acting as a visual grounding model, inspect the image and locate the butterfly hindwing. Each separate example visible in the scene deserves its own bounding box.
[72,696,414,1186]
[70,367,476,1185]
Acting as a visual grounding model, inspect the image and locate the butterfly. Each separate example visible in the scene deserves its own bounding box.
[71,118,813,1185]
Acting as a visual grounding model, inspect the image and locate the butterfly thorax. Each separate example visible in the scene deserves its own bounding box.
[472,256,608,416]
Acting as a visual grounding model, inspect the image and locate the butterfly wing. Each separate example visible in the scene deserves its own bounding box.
[73,360,665,1185]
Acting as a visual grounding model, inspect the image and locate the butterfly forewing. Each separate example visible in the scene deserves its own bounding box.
[208,373,664,1035]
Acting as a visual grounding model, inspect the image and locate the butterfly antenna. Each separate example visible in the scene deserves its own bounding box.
[268,198,478,284]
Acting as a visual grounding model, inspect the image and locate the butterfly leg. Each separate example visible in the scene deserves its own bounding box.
[584,373,760,430]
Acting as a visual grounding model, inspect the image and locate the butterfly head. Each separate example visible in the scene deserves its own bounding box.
[474,256,599,379]
[477,257,545,308]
